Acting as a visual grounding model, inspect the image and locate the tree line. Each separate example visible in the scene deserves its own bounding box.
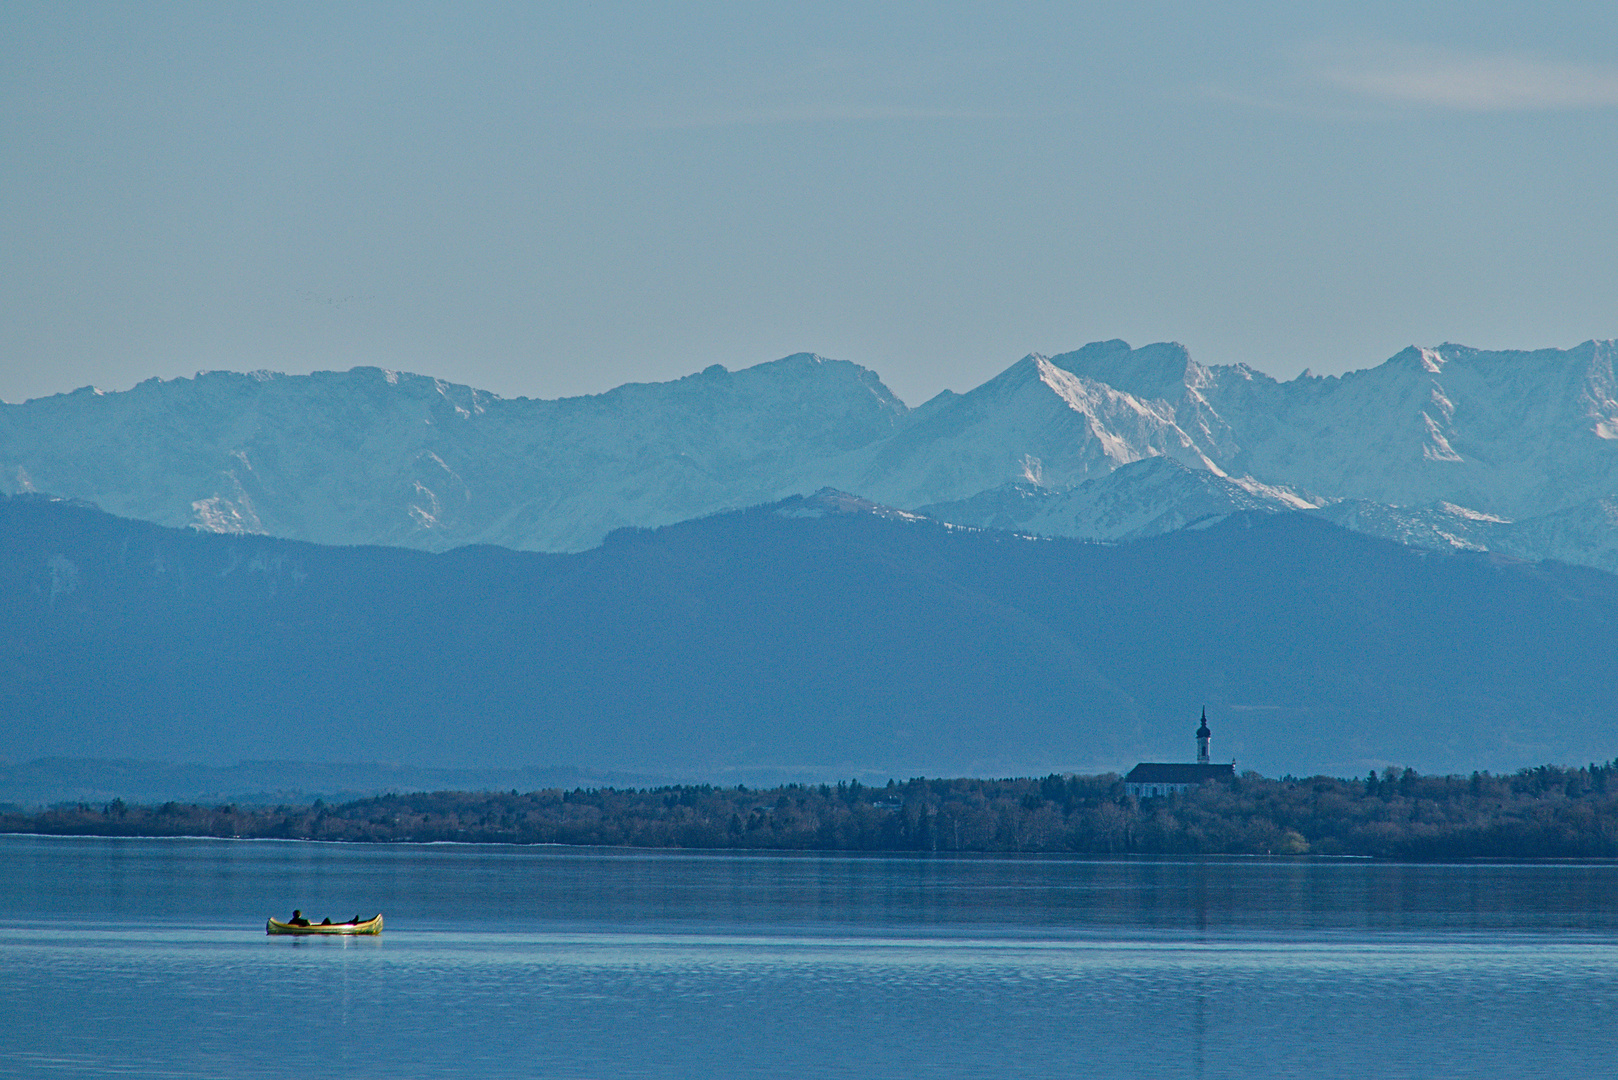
[8,763,1618,859]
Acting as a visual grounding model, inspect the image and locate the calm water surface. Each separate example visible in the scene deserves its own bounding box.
[3,835,1616,1078]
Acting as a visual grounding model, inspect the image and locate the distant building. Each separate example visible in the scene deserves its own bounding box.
[1124,708,1235,798]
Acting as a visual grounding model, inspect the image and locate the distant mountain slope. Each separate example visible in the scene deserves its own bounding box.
[0,355,906,552]
[1328,497,1618,578]
[920,458,1618,575]
[4,493,1615,781]
[918,457,1319,541]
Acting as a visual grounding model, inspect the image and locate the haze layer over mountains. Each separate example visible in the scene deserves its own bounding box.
[4,339,1616,572]
[6,492,1616,785]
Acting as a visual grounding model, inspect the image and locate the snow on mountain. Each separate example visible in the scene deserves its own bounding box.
[892,338,1618,570]
[1313,500,1502,554]
[917,457,1320,542]
[802,348,1219,508]
[1199,340,1618,520]
[1316,495,1618,576]
[874,337,1618,525]
[773,487,934,525]
[917,456,1618,575]
[0,354,906,552]
[1490,497,1618,575]
[2,337,1615,570]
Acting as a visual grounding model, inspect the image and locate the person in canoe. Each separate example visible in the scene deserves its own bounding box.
[267,911,382,935]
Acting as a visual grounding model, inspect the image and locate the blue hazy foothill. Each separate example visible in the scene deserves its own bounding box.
[2,490,1615,790]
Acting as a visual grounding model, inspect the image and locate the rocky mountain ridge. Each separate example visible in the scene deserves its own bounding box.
[0,355,905,552]
[3,338,1615,568]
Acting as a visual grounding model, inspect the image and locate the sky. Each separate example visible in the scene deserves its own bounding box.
[3,1,1616,409]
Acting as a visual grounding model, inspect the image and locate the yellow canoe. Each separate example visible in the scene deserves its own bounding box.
[266,914,383,936]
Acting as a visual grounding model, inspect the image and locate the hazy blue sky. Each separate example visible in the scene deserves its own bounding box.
[4,2,1616,407]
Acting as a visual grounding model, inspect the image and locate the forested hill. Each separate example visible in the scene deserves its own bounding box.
[11,765,1618,860]
[4,491,1618,779]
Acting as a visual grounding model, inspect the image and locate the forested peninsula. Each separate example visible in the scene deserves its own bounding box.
[11,764,1618,859]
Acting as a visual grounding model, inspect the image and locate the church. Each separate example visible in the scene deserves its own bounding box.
[1123,709,1236,798]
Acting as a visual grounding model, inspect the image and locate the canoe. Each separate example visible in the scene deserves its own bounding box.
[266,914,383,936]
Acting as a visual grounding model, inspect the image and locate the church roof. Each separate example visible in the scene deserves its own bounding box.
[1125,762,1234,784]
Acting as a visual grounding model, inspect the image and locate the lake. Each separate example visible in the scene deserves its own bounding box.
[3,834,1616,1078]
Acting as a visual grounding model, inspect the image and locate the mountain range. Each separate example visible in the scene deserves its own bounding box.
[4,339,1616,570]
[3,338,1617,800]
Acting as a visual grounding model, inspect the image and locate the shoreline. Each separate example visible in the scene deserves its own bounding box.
[9,765,1618,860]
[20,829,1618,864]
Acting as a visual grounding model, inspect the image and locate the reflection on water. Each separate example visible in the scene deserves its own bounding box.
[2,836,1616,1078]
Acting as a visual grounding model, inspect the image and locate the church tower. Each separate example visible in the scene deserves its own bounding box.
[1123,707,1236,798]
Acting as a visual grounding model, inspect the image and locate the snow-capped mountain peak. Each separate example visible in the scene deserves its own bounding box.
[0,355,908,552]
[3,337,1616,571]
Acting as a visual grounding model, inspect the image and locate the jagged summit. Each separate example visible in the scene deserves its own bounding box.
[806,347,1216,510]
[1203,338,1618,518]
[1045,339,1206,401]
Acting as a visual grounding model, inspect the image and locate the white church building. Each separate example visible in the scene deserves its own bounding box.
[1123,709,1236,798]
